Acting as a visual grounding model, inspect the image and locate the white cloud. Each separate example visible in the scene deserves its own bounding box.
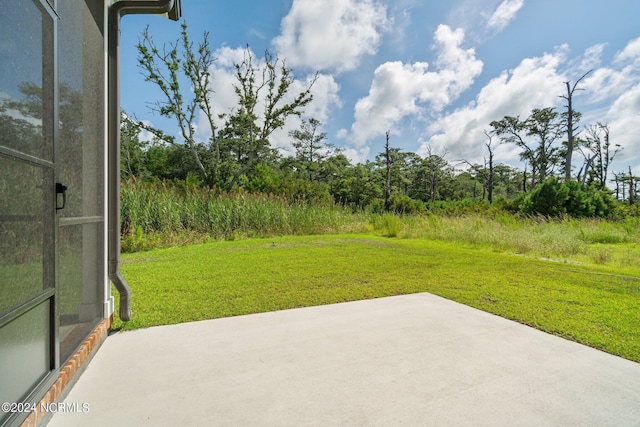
[487,0,524,32]
[350,61,432,142]
[342,146,371,164]
[608,82,640,118]
[615,37,640,64]
[347,25,482,148]
[581,39,640,104]
[578,43,606,72]
[136,119,159,143]
[0,93,43,127]
[581,66,636,104]
[418,38,640,173]
[272,0,389,73]
[292,73,342,124]
[605,83,640,172]
[418,46,568,164]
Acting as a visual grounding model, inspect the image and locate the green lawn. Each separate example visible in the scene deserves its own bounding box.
[113,234,640,363]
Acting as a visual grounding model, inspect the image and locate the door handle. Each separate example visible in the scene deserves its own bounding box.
[56,182,67,211]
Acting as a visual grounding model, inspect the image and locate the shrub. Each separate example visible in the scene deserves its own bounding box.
[522,178,616,218]
[366,198,386,214]
[588,187,617,218]
[616,203,640,219]
[522,178,569,216]
[388,194,425,215]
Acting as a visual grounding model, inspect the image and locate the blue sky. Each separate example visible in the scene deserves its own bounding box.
[120,0,640,176]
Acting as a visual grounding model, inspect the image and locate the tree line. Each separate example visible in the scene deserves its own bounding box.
[122,22,639,217]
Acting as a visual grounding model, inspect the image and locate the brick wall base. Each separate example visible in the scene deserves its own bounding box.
[19,317,112,427]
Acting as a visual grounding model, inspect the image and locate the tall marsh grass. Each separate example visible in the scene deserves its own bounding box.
[120,180,368,251]
[371,211,640,269]
[123,179,640,270]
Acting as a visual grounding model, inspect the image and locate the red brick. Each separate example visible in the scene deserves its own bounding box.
[20,319,112,427]
[20,411,35,427]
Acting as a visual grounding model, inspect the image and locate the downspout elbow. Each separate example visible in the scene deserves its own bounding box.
[108,262,132,321]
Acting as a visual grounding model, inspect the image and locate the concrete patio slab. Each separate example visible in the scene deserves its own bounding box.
[47,293,640,426]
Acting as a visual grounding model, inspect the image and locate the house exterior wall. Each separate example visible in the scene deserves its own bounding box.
[0,1,112,426]
[2,1,180,424]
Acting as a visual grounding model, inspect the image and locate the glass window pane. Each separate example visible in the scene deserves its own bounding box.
[0,1,55,316]
[59,222,104,362]
[0,0,52,162]
[55,0,106,362]
[58,0,105,219]
[0,302,51,425]
[0,156,52,314]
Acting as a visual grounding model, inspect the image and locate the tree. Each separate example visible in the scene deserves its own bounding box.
[612,171,626,201]
[0,84,45,156]
[582,123,621,189]
[289,117,329,182]
[459,130,496,203]
[136,22,215,183]
[491,107,563,188]
[611,169,639,203]
[340,160,382,208]
[484,131,495,203]
[491,115,537,188]
[220,48,317,190]
[136,23,317,189]
[414,145,450,203]
[391,151,420,197]
[525,107,563,182]
[626,166,638,205]
[522,178,570,216]
[560,70,591,181]
[383,131,392,210]
[492,164,523,199]
[521,177,614,218]
[120,112,148,178]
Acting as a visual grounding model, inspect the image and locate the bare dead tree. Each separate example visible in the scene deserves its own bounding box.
[458,130,495,203]
[628,166,637,205]
[575,123,620,187]
[575,148,595,187]
[484,130,495,203]
[384,130,392,210]
[612,171,624,200]
[422,144,448,203]
[560,70,592,181]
